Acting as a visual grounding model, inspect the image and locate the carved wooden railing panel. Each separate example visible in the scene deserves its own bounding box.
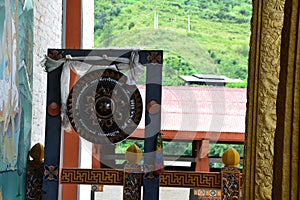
[160,171,221,188]
[61,169,124,185]
[60,168,243,189]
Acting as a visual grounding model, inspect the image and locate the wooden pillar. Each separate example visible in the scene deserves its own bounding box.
[221,147,241,200]
[91,144,101,199]
[62,0,81,199]
[272,0,300,199]
[61,70,80,200]
[42,62,63,200]
[123,144,143,200]
[194,140,210,172]
[243,1,285,199]
[143,52,163,200]
[92,144,101,169]
[65,0,81,48]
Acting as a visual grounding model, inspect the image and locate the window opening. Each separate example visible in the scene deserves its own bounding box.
[94,0,251,171]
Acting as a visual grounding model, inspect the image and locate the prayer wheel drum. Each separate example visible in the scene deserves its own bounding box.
[66,68,143,144]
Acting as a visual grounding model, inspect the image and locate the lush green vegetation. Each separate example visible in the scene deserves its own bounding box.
[116,140,193,156]
[116,140,243,168]
[94,0,251,87]
[209,143,244,168]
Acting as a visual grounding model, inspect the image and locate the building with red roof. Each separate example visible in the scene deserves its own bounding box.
[132,86,246,143]
[128,86,246,172]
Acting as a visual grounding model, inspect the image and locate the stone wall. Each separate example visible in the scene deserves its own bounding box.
[32,0,63,145]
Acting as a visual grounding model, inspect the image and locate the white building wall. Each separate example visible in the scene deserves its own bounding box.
[79,1,94,199]
[32,0,95,143]
[82,0,94,49]
[32,0,63,146]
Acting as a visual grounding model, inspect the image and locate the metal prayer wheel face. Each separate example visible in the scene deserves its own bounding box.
[95,96,115,119]
[67,68,143,144]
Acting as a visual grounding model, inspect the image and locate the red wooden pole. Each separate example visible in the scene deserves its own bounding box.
[62,0,81,199]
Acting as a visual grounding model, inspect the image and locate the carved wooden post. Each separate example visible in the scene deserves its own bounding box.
[123,144,143,200]
[244,1,285,199]
[221,147,241,200]
[143,51,163,200]
[26,143,45,200]
[194,140,210,172]
[42,59,62,200]
[272,0,300,198]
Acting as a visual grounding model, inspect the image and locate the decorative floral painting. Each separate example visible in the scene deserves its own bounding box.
[0,0,33,173]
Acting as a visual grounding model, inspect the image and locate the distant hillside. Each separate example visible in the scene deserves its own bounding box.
[94,0,252,86]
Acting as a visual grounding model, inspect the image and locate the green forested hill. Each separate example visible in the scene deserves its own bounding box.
[94,0,252,86]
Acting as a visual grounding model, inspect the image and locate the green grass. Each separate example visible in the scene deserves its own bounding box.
[94,0,251,85]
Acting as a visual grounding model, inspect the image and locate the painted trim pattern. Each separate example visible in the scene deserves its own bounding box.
[61,169,225,188]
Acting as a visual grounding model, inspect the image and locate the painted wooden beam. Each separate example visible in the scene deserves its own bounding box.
[130,129,245,143]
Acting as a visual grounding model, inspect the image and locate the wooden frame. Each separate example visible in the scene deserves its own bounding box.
[42,48,163,200]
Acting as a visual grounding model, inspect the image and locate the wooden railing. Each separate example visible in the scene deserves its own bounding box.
[26,143,242,200]
[60,169,222,188]
[60,146,242,200]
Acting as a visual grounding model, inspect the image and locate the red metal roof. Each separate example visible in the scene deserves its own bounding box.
[133,86,246,142]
